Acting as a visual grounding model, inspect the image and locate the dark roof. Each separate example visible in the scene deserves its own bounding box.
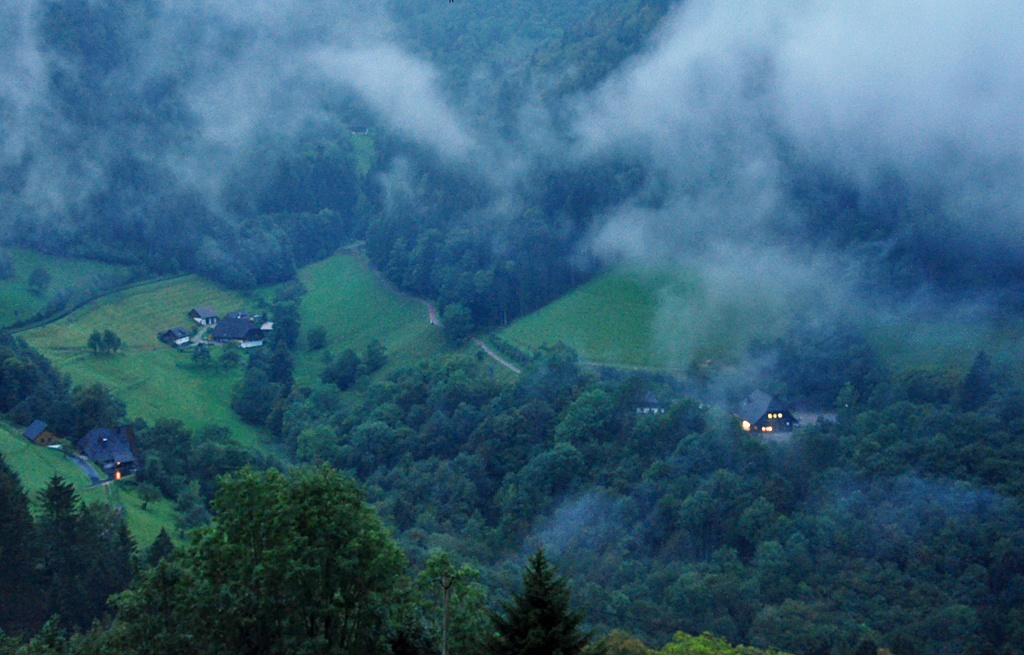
[224,310,251,320]
[211,317,262,341]
[78,427,136,465]
[190,306,217,319]
[639,391,660,406]
[23,420,48,441]
[739,390,789,423]
[162,326,189,339]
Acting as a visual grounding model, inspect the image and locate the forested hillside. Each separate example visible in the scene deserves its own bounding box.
[3,0,1024,653]
[3,271,1024,654]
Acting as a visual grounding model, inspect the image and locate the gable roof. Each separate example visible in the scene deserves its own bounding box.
[739,390,790,423]
[23,420,49,441]
[224,310,251,321]
[638,391,660,407]
[162,326,189,339]
[190,306,217,319]
[212,317,262,341]
[78,427,137,465]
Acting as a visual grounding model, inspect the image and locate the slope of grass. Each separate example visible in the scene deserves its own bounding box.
[80,483,179,548]
[0,247,133,328]
[0,421,90,491]
[501,265,1024,378]
[500,268,681,368]
[350,132,376,177]
[294,251,445,384]
[19,276,271,453]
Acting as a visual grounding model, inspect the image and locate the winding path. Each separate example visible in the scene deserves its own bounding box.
[353,247,520,373]
[472,338,522,374]
[70,455,103,486]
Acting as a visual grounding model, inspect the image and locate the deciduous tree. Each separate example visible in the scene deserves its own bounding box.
[111,466,407,655]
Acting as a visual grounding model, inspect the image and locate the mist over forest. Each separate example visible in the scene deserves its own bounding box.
[2,1,1024,654]
[4,0,1024,335]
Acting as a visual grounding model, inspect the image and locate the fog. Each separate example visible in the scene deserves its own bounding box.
[575,0,1024,255]
[1,0,1022,355]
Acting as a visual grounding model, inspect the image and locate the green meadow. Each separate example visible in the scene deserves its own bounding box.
[18,275,271,453]
[294,251,445,385]
[17,253,447,450]
[350,132,376,177]
[0,420,90,491]
[79,481,180,548]
[499,265,1023,376]
[500,268,681,368]
[0,421,176,548]
[0,247,134,328]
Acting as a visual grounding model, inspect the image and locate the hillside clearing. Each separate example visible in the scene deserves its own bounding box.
[0,247,135,329]
[19,275,272,454]
[500,266,1024,376]
[500,268,682,368]
[294,251,445,385]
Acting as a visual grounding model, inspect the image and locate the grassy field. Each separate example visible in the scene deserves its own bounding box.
[0,247,133,328]
[18,275,272,453]
[0,421,90,490]
[500,268,684,368]
[499,266,1024,376]
[79,482,179,548]
[350,132,376,177]
[294,251,446,384]
[18,253,447,446]
[0,421,177,547]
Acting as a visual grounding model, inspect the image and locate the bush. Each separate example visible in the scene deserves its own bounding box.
[307,326,328,351]
[442,303,475,345]
[27,267,50,296]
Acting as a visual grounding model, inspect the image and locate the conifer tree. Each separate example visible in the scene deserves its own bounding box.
[486,549,588,655]
[0,454,33,633]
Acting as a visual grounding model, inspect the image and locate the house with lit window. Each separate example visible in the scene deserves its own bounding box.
[78,426,139,479]
[738,390,797,434]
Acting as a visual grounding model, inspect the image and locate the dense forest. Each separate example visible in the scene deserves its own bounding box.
[4,312,1024,653]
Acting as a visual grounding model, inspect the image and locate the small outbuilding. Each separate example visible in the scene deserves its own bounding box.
[23,420,59,446]
[189,306,218,326]
[739,390,797,434]
[159,326,191,346]
[78,426,139,479]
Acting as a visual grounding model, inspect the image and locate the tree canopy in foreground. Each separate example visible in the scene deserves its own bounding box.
[109,466,407,655]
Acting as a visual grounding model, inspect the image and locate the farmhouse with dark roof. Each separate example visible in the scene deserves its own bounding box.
[23,420,58,446]
[211,310,265,348]
[739,390,797,434]
[78,426,139,478]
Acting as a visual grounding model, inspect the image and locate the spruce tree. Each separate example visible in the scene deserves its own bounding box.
[486,549,589,655]
[0,454,34,633]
